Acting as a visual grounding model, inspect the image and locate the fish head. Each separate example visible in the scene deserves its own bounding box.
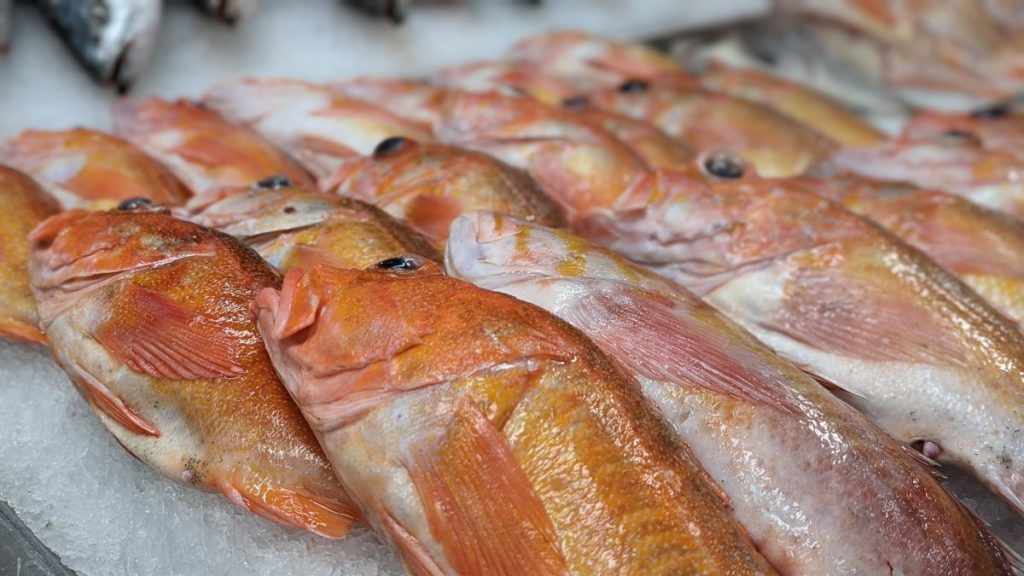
[577,80,693,122]
[187,180,341,238]
[29,202,218,323]
[435,60,580,105]
[327,135,428,199]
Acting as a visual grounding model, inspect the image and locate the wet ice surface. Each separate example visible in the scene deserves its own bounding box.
[0,341,402,576]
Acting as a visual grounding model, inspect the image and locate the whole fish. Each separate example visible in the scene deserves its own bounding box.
[194,0,259,23]
[823,135,1024,223]
[0,128,190,210]
[575,160,1024,516]
[902,106,1024,159]
[329,137,566,244]
[255,262,776,575]
[112,97,314,197]
[187,179,439,270]
[203,78,432,183]
[797,175,1024,331]
[345,0,408,24]
[697,63,886,146]
[36,0,162,91]
[328,78,448,131]
[29,205,359,537]
[580,81,839,177]
[0,167,59,344]
[446,210,1021,575]
[436,91,651,221]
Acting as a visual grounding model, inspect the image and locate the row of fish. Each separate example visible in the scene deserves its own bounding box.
[3,29,1024,575]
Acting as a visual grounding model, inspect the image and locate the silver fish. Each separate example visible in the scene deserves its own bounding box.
[36,0,162,90]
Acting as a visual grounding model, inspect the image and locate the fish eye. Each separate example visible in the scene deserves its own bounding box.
[89,0,110,27]
[562,96,589,109]
[940,129,978,144]
[373,136,412,159]
[702,152,745,179]
[376,255,424,271]
[253,174,292,190]
[971,104,1009,119]
[618,80,649,93]
[117,197,156,211]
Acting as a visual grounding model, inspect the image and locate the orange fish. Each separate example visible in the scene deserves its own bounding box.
[433,60,582,105]
[575,158,1024,517]
[0,129,190,210]
[797,175,1024,332]
[255,262,777,575]
[902,106,1024,159]
[698,63,886,146]
[29,205,359,537]
[112,97,314,197]
[329,137,566,244]
[0,167,59,344]
[581,81,839,177]
[447,210,1021,575]
[328,77,448,131]
[187,179,439,270]
[562,102,696,170]
[203,78,433,183]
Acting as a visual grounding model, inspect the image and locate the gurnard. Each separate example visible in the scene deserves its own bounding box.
[573,158,1024,516]
[255,262,777,575]
[0,167,59,344]
[329,137,566,244]
[0,128,190,209]
[447,210,1021,575]
[186,178,439,270]
[113,97,314,197]
[29,205,359,537]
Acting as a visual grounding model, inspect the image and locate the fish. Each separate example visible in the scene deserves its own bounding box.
[573,158,1024,517]
[561,102,695,170]
[902,105,1024,159]
[35,0,162,91]
[446,210,1022,575]
[186,179,440,270]
[28,204,360,537]
[0,128,190,210]
[254,262,777,575]
[345,0,408,24]
[433,60,582,105]
[203,78,433,183]
[697,63,886,146]
[328,137,566,244]
[328,78,448,131]
[194,0,259,23]
[0,167,59,344]
[0,0,11,51]
[796,175,1024,332]
[580,80,839,177]
[435,91,651,222]
[822,134,1024,223]
[112,97,314,197]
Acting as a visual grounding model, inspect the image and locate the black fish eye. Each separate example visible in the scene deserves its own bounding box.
[702,152,745,179]
[618,80,649,93]
[562,96,589,109]
[253,174,292,190]
[117,197,156,211]
[376,255,423,271]
[373,136,412,158]
[971,104,1009,119]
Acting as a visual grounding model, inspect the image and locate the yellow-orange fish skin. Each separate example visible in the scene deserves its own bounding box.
[113,98,314,196]
[330,140,566,244]
[0,129,190,210]
[29,209,359,538]
[256,264,777,575]
[0,167,58,344]
[187,184,439,269]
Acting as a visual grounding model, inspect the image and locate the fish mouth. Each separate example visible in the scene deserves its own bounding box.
[444,212,540,286]
[110,41,135,94]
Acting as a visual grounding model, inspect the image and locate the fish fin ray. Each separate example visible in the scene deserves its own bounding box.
[380,511,448,576]
[69,363,160,437]
[223,481,359,539]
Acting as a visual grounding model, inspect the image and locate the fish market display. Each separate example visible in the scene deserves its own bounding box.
[0,167,59,345]
[797,175,1024,331]
[329,138,566,244]
[35,0,162,91]
[203,78,433,183]
[447,211,1019,575]
[823,135,1024,223]
[0,129,190,210]
[112,98,314,197]
[29,205,360,538]
[255,263,777,575]
[187,180,439,270]
[576,162,1024,516]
